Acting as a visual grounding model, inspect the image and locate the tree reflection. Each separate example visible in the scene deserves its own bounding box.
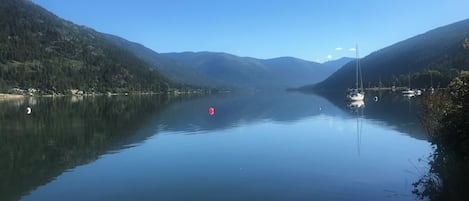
[0,95,180,201]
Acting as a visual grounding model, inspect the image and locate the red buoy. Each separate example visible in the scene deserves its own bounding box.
[208,107,215,116]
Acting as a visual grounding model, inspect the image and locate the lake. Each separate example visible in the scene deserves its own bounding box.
[0,91,432,201]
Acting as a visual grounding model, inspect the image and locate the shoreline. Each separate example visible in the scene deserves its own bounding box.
[0,93,25,101]
[0,91,211,101]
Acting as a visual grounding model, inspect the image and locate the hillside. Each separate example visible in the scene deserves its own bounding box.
[322,57,354,70]
[162,52,342,89]
[0,0,174,93]
[313,18,469,91]
[103,34,223,87]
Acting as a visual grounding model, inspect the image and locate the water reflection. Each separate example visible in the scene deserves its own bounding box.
[348,100,365,156]
[318,90,427,140]
[155,92,345,133]
[154,91,425,140]
[0,91,431,201]
[347,100,365,111]
[0,95,176,201]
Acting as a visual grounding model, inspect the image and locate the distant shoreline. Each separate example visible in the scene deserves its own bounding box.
[0,93,25,101]
[0,90,210,101]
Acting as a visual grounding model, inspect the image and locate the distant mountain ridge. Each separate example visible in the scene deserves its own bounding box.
[313,18,469,91]
[103,34,222,87]
[161,52,347,89]
[103,34,349,89]
[323,57,354,69]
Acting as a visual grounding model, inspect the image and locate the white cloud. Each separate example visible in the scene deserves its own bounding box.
[335,47,343,51]
[327,54,333,60]
[348,48,356,51]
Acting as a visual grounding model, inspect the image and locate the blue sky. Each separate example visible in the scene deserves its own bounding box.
[33,0,469,62]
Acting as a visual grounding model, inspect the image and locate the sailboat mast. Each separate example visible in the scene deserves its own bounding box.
[358,47,363,91]
[355,44,359,90]
[408,73,411,88]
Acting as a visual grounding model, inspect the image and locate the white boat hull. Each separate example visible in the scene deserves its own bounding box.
[347,92,365,101]
[402,90,415,94]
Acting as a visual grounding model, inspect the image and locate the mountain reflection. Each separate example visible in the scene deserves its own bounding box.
[155,92,344,133]
[0,91,428,201]
[316,90,427,140]
[0,95,174,201]
[157,91,426,140]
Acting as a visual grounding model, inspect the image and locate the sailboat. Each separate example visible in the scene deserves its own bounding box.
[402,73,415,95]
[347,45,365,101]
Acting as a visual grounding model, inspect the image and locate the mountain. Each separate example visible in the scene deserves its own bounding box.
[0,0,174,93]
[162,52,340,89]
[261,56,343,86]
[102,34,222,87]
[313,19,469,91]
[0,0,356,92]
[322,57,354,70]
[104,34,342,89]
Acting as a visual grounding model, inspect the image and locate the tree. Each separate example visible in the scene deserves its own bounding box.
[414,71,469,201]
[412,38,469,201]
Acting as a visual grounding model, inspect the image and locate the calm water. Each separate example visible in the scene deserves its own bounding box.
[0,92,431,201]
